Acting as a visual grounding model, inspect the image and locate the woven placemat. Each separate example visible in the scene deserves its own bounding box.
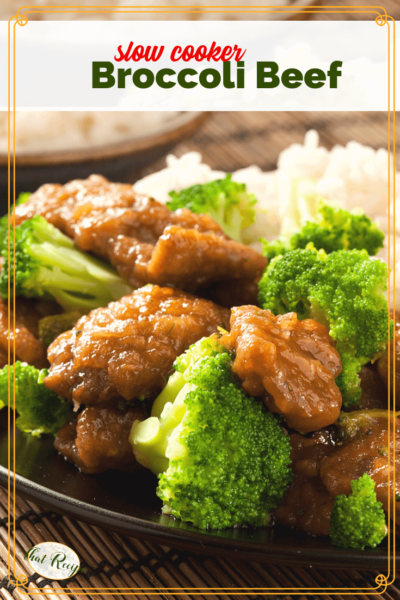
[0,489,397,599]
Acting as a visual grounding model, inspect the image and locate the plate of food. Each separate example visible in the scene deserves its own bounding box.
[0,131,398,568]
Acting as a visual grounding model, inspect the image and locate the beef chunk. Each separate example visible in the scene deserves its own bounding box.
[45,285,230,408]
[320,409,400,520]
[221,306,342,433]
[272,430,336,537]
[55,402,147,474]
[15,175,266,291]
[0,297,59,369]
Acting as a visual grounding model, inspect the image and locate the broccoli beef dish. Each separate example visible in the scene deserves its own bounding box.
[0,170,396,553]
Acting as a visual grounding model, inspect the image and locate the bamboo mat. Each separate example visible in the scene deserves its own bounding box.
[135,111,397,181]
[0,489,398,600]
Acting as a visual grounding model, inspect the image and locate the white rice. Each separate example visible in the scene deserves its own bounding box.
[134,130,400,307]
[0,111,180,155]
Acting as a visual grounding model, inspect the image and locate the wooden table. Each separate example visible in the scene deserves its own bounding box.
[1,487,399,599]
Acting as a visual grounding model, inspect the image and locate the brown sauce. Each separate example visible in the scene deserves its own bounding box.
[55,401,147,474]
[320,410,400,520]
[274,410,400,537]
[272,430,336,536]
[205,279,259,309]
[357,364,389,411]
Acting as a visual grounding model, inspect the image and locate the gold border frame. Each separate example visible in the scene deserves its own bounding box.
[6,3,396,595]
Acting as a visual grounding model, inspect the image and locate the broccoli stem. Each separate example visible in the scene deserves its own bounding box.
[31,219,74,247]
[152,371,186,418]
[1,215,133,312]
[129,418,169,475]
[38,268,111,295]
[48,290,112,312]
[39,311,81,346]
[131,382,195,475]
[35,265,129,311]
[29,244,90,274]
[133,417,161,445]
[29,242,128,285]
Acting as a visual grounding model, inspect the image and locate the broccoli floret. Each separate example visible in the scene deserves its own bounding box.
[330,473,387,549]
[0,217,8,255]
[0,193,32,254]
[15,192,31,206]
[258,246,391,407]
[291,203,385,255]
[130,336,292,530]
[166,175,257,243]
[336,409,398,442]
[0,361,72,437]
[261,201,384,259]
[0,215,133,311]
[261,239,288,261]
[38,311,81,346]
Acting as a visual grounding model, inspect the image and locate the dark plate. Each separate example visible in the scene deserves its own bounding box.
[0,411,394,570]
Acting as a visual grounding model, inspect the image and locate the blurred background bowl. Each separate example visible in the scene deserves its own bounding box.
[1,0,322,22]
[0,111,210,213]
